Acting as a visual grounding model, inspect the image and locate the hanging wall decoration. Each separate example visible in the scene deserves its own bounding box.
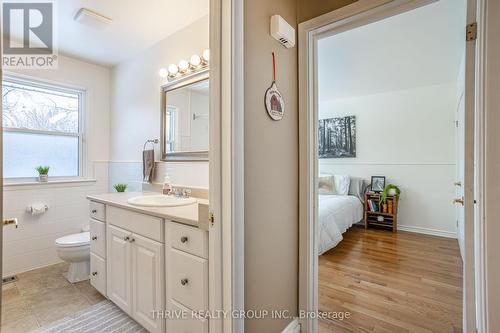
[264,52,285,121]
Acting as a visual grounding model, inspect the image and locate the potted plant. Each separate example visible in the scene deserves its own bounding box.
[381,184,401,203]
[113,183,128,193]
[35,166,50,182]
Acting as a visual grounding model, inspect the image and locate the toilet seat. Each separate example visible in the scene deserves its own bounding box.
[55,232,90,248]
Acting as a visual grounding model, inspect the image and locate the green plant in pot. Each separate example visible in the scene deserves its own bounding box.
[381,184,401,203]
[113,183,128,193]
[35,166,50,182]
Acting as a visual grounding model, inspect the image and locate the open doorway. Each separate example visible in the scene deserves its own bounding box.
[299,0,478,332]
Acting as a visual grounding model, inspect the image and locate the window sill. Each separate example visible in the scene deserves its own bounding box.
[4,178,97,190]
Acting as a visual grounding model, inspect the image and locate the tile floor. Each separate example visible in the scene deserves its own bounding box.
[1,262,105,333]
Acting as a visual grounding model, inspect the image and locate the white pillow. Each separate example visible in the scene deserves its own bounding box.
[333,175,350,196]
[318,174,336,195]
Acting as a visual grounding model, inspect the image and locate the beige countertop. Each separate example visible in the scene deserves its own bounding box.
[87,192,208,228]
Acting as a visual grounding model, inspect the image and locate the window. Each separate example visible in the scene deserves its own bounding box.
[2,76,84,179]
[164,105,176,152]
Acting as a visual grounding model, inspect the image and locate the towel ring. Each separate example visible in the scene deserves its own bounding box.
[143,139,159,151]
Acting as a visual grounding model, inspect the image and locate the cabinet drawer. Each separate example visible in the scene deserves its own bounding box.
[90,253,106,296]
[168,300,208,333]
[90,219,106,258]
[89,201,106,222]
[169,249,208,311]
[108,206,163,243]
[169,222,208,259]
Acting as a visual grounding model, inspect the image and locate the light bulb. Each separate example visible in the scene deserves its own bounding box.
[178,60,189,73]
[158,68,168,78]
[167,64,178,76]
[190,54,201,68]
[202,49,210,63]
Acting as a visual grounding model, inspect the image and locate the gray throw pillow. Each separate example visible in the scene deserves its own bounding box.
[348,177,367,202]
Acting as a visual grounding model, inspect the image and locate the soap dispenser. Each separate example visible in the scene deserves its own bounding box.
[162,175,172,195]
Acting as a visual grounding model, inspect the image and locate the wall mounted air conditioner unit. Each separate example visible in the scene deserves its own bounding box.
[270,15,296,49]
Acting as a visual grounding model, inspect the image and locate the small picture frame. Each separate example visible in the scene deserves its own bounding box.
[370,176,386,192]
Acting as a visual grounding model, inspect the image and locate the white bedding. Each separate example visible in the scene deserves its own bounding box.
[318,194,363,255]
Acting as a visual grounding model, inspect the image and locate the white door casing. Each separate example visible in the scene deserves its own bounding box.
[462,0,479,331]
[456,83,466,260]
[209,0,245,332]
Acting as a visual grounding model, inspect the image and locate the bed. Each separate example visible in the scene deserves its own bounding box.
[318,194,363,255]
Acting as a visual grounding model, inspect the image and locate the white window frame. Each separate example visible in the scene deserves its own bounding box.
[2,74,86,182]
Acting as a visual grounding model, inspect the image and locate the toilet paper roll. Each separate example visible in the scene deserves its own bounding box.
[28,204,48,216]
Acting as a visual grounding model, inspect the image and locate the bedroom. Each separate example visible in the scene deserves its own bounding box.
[313,0,467,332]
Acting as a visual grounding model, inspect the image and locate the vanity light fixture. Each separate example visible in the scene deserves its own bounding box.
[202,49,210,63]
[190,54,202,69]
[167,64,179,77]
[158,68,168,78]
[160,49,210,81]
[178,60,190,74]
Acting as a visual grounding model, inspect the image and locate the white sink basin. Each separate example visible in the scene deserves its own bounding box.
[127,195,197,207]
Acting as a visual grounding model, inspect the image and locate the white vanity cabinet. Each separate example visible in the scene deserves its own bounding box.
[89,202,106,296]
[107,224,132,314]
[166,222,209,332]
[87,196,210,333]
[131,233,164,333]
[107,207,165,333]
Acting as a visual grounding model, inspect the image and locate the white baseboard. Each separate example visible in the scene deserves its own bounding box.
[282,318,300,333]
[398,225,457,239]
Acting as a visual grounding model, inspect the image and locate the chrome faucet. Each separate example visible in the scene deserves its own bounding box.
[171,186,192,198]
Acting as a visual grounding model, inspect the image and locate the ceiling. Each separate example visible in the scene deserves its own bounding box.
[8,0,209,66]
[318,0,467,101]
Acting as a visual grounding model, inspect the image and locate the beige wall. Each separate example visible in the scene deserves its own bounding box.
[244,0,298,332]
[297,0,356,23]
[484,0,500,331]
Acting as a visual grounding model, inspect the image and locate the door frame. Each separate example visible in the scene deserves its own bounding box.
[298,0,484,332]
[209,0,245,332]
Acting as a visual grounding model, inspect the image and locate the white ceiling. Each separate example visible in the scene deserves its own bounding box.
[9,0,209,66]
[318,0,467,101]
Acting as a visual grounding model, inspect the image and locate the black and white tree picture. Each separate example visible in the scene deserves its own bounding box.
[318,116,356,158]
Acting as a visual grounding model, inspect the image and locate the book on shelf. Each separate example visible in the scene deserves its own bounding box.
[367,199,379,212]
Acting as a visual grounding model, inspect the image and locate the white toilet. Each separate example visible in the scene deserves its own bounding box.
[55,231,90,283]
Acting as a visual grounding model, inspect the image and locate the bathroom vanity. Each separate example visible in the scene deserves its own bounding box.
[87,192,209,333]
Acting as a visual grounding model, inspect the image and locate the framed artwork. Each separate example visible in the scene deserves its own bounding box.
[318,116,356,158]
[371,176,386,192]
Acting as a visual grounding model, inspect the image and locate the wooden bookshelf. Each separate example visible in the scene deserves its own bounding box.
[364,192,398,232]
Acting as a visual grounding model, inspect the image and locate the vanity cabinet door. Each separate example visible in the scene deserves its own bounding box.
[107,225,132,315]
[131,233,165,333]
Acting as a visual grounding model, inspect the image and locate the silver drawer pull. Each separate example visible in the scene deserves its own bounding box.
[92,271,98,276]
[124,236,130,241]
[91,209,97,214]
[130,238,135,243]
[91,236,98,241]
[180,236,188,243]
[180,278,189,286]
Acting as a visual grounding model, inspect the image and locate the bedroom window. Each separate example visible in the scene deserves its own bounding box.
[2,76,85,179]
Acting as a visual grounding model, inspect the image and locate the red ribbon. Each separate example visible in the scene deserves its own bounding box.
[272,52,276,82]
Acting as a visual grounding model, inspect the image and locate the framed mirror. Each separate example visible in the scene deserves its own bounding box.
[161,69,209,161]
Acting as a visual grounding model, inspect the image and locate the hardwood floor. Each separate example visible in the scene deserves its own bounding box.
[318,226,463,333]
